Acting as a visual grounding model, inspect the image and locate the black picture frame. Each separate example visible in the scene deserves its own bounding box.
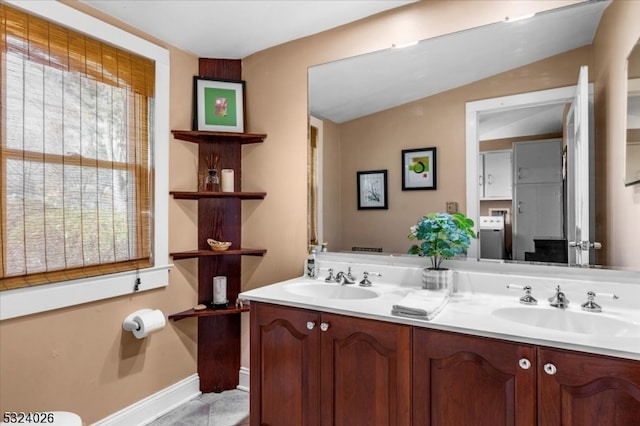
[193,76,245,132]
[402,147,437,190]
[357,170,388,210]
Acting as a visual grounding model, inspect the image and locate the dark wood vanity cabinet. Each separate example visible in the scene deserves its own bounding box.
[250,302,411,426]
[413,328,640,426]
[538,347,640,425]
[251,302,639,425]
[413,328,536,425]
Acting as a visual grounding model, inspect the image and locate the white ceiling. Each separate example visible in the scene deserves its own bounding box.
[80,0,414,58]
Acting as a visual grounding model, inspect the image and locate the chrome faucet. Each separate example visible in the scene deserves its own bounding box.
[581,291,618,312]
[359,271,381,287]
[506,284,537,305]
[335,270,356,286]
[548,285,569,309]
[324,268,336,282]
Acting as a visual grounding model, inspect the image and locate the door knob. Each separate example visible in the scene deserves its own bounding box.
[543,363,557,375]
[320,322,329,331]
[306,321,315,330]
[519,358,531,369]
[569,241,602,250]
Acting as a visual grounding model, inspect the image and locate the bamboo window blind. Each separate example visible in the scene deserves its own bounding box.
[0,4,155,290]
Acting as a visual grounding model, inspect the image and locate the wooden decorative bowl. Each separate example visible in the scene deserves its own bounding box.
[207,238,232,251]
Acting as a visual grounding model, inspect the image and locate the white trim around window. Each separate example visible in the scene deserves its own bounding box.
[0,0,172,320]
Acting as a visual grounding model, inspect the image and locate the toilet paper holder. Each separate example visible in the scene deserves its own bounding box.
[123,309,149,332]
[122,308,166,339]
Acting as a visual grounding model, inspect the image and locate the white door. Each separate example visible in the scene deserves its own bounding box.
[512,140,563,261]
[566,66,595,265]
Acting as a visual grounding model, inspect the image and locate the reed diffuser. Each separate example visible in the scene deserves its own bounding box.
[203,154,219,191]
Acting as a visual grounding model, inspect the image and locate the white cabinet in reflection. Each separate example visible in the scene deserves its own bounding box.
[479,150,512,200]
[512,139,563,261]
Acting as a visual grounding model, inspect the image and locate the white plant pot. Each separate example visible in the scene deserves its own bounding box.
[422,268,453,291]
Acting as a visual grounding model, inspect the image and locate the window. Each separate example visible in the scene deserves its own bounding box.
[1,3,155,289]
[0,1,170,319]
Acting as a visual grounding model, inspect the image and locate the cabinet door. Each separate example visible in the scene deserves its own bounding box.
[513,182,563,261]
[538,348,640,425]
[250,303,320,426]
[413,328,536,426]
[513,139,562,184]
[320,313,411,426]
[483,151,512,199]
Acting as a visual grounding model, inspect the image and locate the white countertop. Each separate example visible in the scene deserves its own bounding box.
[240,256,640,361]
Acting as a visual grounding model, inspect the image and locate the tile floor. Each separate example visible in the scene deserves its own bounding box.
[147,389,249,426]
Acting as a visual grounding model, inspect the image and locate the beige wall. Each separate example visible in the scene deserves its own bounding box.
[592,0,640,269]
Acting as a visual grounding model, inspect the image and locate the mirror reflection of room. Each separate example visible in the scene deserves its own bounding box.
[308,0,639,271]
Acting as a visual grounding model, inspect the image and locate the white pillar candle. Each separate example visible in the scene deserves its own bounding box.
[221,169,234,192]
[213,276,227,304]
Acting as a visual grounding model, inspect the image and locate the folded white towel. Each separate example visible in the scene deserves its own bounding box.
[391,289,449,321]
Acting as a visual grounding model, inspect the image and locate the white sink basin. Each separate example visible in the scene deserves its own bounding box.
[492,307,640,337]
[283,282,378,300]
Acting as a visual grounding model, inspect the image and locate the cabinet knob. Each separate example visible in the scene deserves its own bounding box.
[518,358,531,370]
[306,321,315,330]
[320,322,330,332]
[543,363,557,375]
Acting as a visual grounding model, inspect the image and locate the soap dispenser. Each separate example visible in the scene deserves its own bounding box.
[306,246,317,278]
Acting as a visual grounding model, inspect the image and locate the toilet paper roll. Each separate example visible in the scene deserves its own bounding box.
[123,309,166,339]
[221,169,234,192]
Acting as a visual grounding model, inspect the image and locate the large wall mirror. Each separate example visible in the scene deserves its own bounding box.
[308,0,638,272]
[626,39,640,186]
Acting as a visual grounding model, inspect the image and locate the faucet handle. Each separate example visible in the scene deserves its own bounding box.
[359,271,381,287]
[324,268,336,283]
[581,291,618,312]
[592,291,618,300]
[507,284,537,305]
[347,267,356,281]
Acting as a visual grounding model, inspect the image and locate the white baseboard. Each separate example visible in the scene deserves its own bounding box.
[237,367,250,392]
[91,374,200,426]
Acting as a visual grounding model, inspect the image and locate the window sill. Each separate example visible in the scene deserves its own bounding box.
[0,265,172,320]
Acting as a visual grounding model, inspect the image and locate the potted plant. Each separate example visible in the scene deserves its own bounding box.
[408,212,476,290]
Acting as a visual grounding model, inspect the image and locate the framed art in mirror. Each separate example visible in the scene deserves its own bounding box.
[357,170,388,210]
[193,77,245,132]
[402,147,437,190]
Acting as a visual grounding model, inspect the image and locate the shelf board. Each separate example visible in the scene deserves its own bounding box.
[170,191,266,200]
[172,130,266,144]
[169,305,250,321]
[170,248,267,260]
